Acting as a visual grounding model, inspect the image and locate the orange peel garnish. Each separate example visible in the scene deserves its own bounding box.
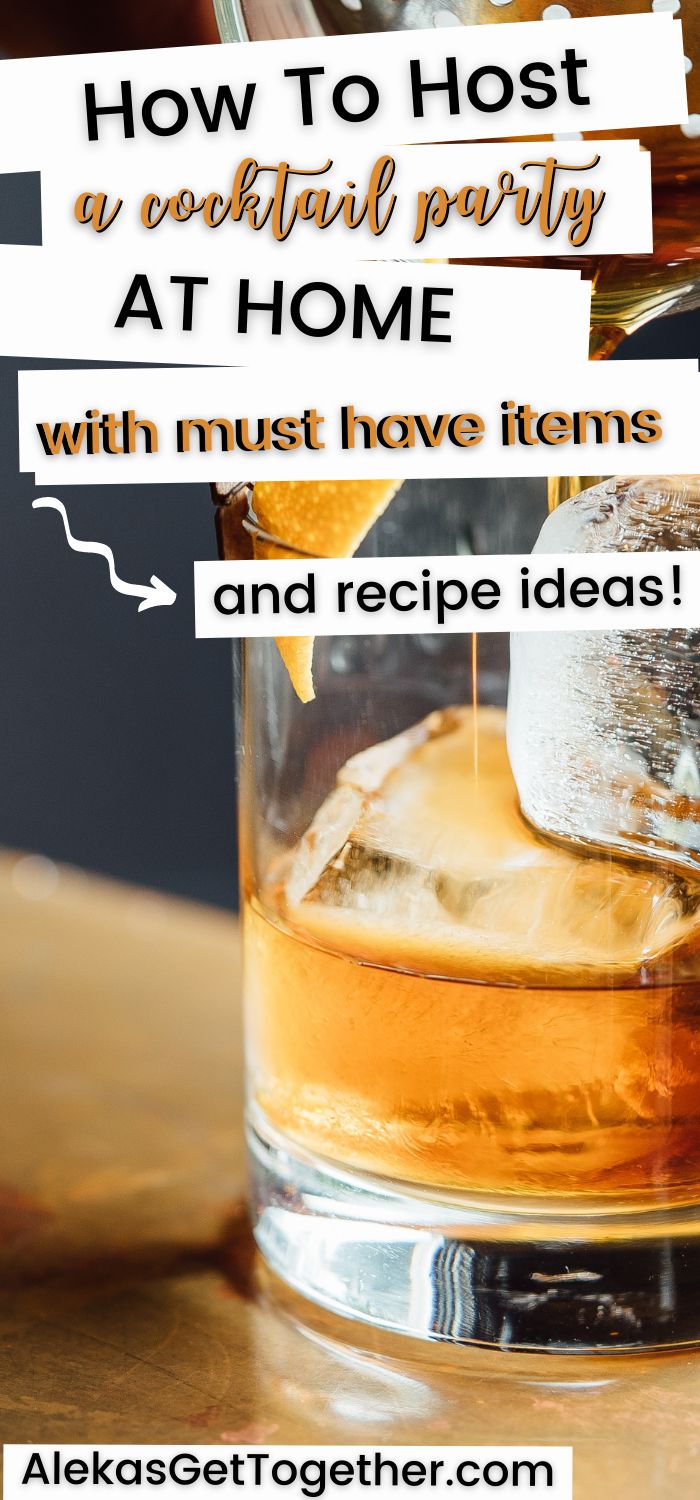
[251,479,403,702]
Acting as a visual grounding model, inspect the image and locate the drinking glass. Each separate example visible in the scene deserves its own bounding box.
[227,479,700,1352]
[214,0,699,504]
[215,0,700,360]
[213,0,700,1350]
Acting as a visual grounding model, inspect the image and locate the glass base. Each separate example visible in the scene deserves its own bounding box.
[248,1108,700,1354]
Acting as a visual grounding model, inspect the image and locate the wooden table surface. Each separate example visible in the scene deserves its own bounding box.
[1,852,699,1493]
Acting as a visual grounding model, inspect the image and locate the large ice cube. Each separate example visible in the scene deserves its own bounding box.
[279,705,700,987]
[507,475,700,873]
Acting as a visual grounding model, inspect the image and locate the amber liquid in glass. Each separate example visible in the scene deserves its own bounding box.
[460,170,700,359]
[245,707,700,1206]
[242,1,700,353]
[549,180,700,359]
[240,0,700,1222]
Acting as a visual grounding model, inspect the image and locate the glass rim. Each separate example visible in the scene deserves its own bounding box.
[213,0,248,44]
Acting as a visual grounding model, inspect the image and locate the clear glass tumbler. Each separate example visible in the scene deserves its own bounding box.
[233,479,700,1353]
[213,0,700,1351]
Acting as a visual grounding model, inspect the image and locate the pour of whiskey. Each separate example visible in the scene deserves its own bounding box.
[240,0,700,359]
[238,0,699,514]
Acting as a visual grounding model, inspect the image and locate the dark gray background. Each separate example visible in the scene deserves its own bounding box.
[1,172,698,908]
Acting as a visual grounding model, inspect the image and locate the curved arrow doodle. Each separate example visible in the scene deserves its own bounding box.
[32,497,177,612]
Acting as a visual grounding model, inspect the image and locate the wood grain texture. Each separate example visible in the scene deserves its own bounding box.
[0,852,698,1494]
